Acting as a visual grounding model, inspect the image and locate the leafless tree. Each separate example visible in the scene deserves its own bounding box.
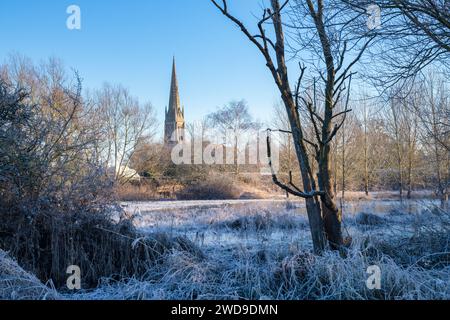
[0,57,111,207]
[415,73,449,203]
[93,84,157,184]
[186,117,210,145]
[344,0,450,87]
[388,94,406,199]
[360,96,371,196]
[129,140,171,180]
[336,111,360,201]
[207,100,258,175]
[271,102,299,195]
[211,0,375,252]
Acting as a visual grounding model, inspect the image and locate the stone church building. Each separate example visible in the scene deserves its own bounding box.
[164,58,185,145]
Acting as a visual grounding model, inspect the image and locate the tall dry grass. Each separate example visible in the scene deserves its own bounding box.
[0,250,59,300]
[63,204,450,300]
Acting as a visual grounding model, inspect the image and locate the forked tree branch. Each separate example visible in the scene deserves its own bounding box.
[266,129,324,198]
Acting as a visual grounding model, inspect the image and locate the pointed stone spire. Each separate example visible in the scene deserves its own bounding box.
[164,57,185,145]
[167,57,181,121]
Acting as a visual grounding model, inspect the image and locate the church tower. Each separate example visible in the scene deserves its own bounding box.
[164,57,185,145]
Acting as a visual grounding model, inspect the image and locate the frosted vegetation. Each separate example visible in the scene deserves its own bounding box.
[60,200,449,300]
[0,0,449,301]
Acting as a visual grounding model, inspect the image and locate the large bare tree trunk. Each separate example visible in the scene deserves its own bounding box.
[318,143,343,250]
[309,0,344,249]
[269,0,328,253]
[281,96,326,253]
[211,0,369,252]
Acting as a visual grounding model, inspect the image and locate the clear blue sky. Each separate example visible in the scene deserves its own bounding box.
[0,0,285,131]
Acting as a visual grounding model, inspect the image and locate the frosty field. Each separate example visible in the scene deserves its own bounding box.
[122,199,429,249]
[63,199,450,300]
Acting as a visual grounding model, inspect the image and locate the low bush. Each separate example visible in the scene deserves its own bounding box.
[355,212,386,226]
[176,175,241,200]
[116,183,159,201]
[0,74,206,290]
[0,206,205,289]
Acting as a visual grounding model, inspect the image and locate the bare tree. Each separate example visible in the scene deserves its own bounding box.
[207,100,257,175]
[356,96,389,197]
[0,57,111,207]
[271,102,299,193]
[388,95,405,199]
[344,0,450,87]
[416,73,449,203]
[403,94,419,199]
[360,97,371,196]
[186,117,210,145]
[211,0,374,252]
[335,111,360,200]
[129,140,171,179]
[93,84,157,184]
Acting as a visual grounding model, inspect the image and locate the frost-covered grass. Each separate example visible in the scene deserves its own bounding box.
[62,200,449,300]
[0,250,59,300]
[2,199,446,300]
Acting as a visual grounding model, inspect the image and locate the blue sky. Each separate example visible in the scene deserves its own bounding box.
[0,0,285,132]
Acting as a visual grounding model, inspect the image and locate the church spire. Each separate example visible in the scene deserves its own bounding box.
[164,57,185,145]
[168,57,181,120]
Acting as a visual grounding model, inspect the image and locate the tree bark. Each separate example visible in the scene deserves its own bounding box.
[308,0,343,248]
[211,0,350,252]
[318,143,343,250]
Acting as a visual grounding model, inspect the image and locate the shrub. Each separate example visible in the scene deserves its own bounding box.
[355,212,385,226]
[116,183,159,201]
[176,175,241,200]
[0,71,203,290]
[0,205,205,289]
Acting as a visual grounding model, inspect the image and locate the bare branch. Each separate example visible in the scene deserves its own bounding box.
[267,130,324,198]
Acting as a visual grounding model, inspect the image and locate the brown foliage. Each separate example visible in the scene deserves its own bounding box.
[176,175,242,200]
